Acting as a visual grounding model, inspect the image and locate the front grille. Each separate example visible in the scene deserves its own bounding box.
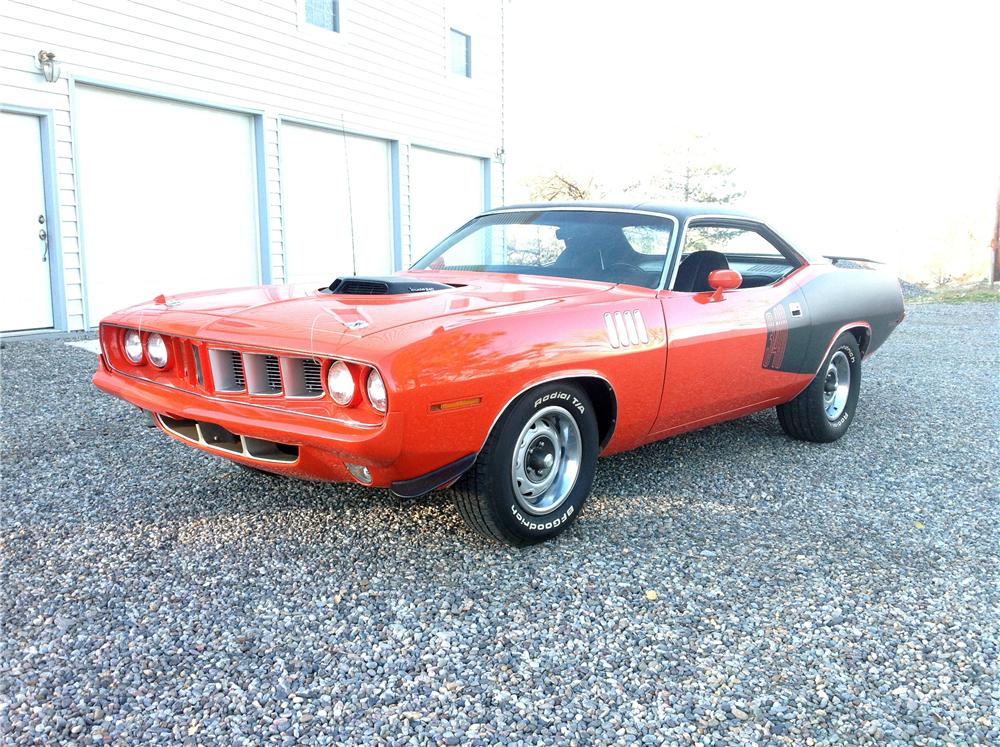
[208,349,246,392]
[244,353,283,395]
[191,344,204,386]
[301,359,323,395]
[209,349,325,399]
[231,351,245,388]
[278,357,325,398]
[265,355,282,391]
[158,414,298,463]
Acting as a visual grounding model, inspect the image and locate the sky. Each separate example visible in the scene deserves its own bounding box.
[502,0,1000,281]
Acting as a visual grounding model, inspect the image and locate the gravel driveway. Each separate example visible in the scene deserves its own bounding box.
[2,302,998,745]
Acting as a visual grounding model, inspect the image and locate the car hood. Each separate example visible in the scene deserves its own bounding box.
[112,272,614,350]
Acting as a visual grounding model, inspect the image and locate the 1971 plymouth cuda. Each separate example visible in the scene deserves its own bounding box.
[94,202,904,545]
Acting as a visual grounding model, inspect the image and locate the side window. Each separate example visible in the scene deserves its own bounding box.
[673,224,799,291]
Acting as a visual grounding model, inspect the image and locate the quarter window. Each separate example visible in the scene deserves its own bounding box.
[305,0,340,32]
[673,224,800,291]
[450,29,472,77]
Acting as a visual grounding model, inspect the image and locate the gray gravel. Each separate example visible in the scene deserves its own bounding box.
[2,302,998,746]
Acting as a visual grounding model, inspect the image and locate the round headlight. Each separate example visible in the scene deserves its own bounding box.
[327,361,355,405]
[367,369,387,413]
[146,333,169,368]
[123,329,143,364]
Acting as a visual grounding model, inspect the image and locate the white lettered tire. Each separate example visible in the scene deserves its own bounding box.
[452,382,599,545]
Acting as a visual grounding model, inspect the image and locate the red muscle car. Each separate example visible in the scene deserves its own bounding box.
[94,203,905,545]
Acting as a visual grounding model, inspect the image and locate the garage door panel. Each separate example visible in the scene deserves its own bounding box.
[410,147,484,263]
[281,124,393,286]
[75,86,258,323]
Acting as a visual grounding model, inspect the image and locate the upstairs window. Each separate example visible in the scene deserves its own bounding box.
[450,29,471,77]
[306,0,340,32]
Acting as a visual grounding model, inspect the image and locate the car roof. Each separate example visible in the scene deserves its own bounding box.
[478,200,824,263]
[485,201,763,223]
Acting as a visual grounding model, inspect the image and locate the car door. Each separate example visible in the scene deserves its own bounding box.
[650,219,812,436]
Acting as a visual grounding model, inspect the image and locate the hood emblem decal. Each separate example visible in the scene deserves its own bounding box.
[343,320,369,330]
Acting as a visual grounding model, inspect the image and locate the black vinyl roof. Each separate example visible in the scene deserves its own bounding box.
[486,200,763,223]
[480,201,824,263]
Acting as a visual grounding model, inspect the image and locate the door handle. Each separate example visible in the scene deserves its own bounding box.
[39,227,49,262]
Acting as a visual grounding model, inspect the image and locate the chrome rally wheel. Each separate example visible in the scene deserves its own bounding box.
[510,406,582,516]
[823,350,851,420]
[777,332,862,443]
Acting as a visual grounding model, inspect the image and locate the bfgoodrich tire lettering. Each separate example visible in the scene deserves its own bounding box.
[777,332,862,443]
[452,382,599,546]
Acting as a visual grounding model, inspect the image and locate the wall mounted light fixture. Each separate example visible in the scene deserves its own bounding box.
[37,50,61,83]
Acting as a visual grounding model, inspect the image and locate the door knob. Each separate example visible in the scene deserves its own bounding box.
[39,228,49,262]
[38,214,46,224]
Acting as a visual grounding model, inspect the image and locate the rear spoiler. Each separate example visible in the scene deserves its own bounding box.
[824,255,884,267]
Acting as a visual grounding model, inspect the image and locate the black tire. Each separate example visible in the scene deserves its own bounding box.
[777,332,862,443]
[452,382,599,546]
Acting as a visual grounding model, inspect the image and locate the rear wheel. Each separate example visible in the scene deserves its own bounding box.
[452,382,599,546]
[777,332,862,442]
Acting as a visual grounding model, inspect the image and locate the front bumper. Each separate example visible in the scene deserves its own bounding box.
[93,358,407,485]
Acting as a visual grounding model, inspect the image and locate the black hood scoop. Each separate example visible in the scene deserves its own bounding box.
[322,276,453,295]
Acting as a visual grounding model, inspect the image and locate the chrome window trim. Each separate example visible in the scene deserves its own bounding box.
[665,214,809,292]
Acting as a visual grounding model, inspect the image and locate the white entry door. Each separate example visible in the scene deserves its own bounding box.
[0,112,54,332]
[409,147,484,261]
[74,86,259,323]
[281,124,394,286]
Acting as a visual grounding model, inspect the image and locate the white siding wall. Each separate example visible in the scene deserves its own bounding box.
[0,0,503,330]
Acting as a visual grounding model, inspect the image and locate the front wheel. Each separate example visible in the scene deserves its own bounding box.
[452,382,599,546]
[777,332,862,443]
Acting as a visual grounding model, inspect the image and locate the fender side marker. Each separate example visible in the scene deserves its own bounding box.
[430,396,482,412]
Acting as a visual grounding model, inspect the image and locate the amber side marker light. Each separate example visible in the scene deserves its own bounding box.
[430,396,483,412]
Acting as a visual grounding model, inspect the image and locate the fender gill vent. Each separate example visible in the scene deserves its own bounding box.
[604,310,649,349]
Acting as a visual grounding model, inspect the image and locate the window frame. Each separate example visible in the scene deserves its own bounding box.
[449,28,472,77]
[666,217,806,292]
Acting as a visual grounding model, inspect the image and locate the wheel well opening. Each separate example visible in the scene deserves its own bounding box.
[573,377,617,449]
[847,326,872,356]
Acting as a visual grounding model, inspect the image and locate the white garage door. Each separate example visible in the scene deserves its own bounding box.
[74,86,259,323]
[409,147,484,262]
[281,124,393,286]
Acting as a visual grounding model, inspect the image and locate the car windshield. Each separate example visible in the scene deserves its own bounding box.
[410,210,676,289]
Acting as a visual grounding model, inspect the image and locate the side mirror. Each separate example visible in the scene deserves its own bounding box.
[707,269,742,301]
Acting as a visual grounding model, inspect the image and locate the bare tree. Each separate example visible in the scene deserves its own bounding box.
[525,134,744,206]
[639,135,745,204]
[527,173,600,202]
